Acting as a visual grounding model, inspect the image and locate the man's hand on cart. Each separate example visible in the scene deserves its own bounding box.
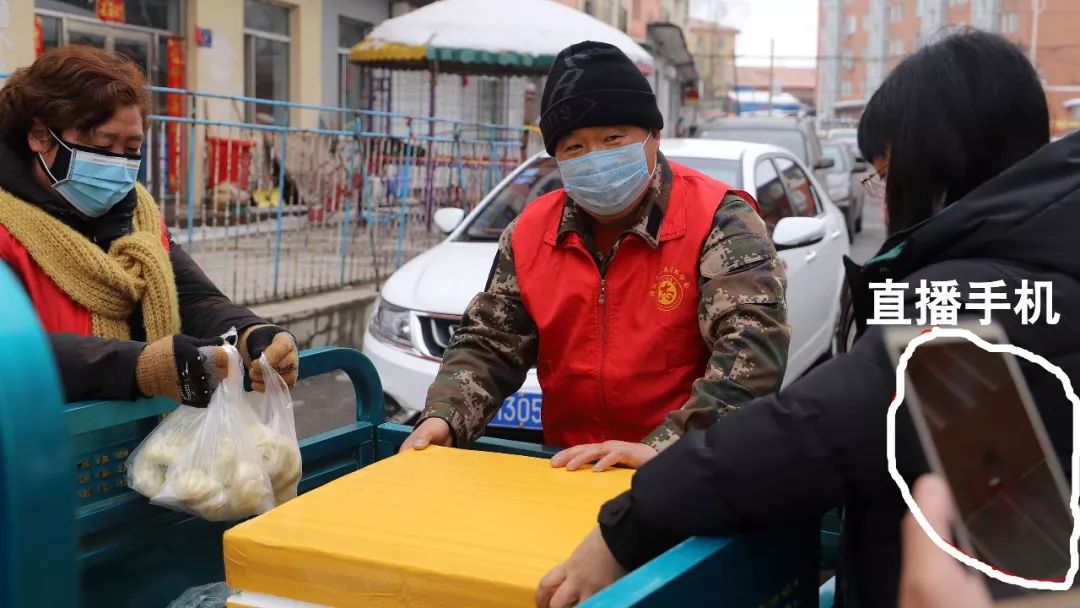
[551,441,657,472]
[399,417,454,453]
[899,475,991,608]
[536,526,624,608]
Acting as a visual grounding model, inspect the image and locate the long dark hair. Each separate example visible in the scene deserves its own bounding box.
[858,29,1049,233]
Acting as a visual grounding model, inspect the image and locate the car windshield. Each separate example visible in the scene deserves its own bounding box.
[821,144,849,173]
[460,156,562,242]
[666,156,741,187]
[700,128,809,164]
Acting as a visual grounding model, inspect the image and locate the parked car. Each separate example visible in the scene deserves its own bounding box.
[363,139,850,438]
[697,116,835,183]
[824,127,859,152]
[820,139,868,241]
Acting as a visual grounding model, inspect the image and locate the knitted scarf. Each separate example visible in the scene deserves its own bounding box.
[0,184,181,341]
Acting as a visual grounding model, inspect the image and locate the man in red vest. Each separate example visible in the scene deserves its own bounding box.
[402,41,790,470]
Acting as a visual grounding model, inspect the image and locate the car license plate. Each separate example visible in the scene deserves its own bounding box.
[488,393,543,431]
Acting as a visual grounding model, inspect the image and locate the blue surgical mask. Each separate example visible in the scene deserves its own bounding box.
[38,129,141,218]
[558,135,655,217]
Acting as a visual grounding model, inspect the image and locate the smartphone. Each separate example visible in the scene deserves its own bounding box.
[884,321,1072,582]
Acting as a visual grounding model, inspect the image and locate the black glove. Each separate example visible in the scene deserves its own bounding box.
[240,324,299,391]
[135,335,228,407]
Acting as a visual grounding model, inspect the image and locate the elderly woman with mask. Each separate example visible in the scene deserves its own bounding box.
[0,46,297,405]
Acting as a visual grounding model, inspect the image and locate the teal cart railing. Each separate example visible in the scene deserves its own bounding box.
[0,263,78,608]
[0,261,384,608]
[70,345,383,608]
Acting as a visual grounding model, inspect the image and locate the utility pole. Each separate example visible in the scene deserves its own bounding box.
[767,38,775,117]
[1030,0,1045,70]
[731,49,740,116]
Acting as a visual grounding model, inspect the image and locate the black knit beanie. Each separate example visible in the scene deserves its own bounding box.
[539,41,663,155]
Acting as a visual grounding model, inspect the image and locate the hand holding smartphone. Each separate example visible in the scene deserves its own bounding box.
[885,321,1072,583]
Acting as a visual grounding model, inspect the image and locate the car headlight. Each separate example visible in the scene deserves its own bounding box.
[827,187,849,201]
[369,298,413,348]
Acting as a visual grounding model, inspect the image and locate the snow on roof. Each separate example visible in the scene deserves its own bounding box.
[364,0,653,68]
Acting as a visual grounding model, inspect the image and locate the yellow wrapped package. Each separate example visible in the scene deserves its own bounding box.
[224,446,632,607]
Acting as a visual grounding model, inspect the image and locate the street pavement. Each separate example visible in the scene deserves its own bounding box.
[290,195,890,440]
[184,217,438,307]
[850,195,887,264]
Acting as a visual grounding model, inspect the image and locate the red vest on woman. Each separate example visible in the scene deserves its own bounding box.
[0,222,171,336]
[512,162,752,447]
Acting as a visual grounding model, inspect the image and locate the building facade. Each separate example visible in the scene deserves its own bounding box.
[736,66,817,107]
[628,0,690,38]
[818,0,1080,133]
[555,0,633,31]
[687,18,738,103]
[0,0,706,137]
[0,0,406,125]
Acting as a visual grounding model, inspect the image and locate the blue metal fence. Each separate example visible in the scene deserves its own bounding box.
[0,72,542,305]
[147,86,539,305]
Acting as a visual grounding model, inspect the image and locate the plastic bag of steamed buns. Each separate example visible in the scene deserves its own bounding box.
[127,342,302,521]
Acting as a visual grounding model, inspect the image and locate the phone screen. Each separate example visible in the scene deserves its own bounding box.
[905,339,1071,581]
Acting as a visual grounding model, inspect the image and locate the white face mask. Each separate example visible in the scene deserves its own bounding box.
[557,134,655,217]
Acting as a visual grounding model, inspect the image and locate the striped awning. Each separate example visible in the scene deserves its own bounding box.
[349,39,557,72]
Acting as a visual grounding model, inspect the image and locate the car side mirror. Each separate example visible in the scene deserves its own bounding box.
[772,216,827,250]
[814,158,836,170]
[851,161,869,173]
[433,207,466,235]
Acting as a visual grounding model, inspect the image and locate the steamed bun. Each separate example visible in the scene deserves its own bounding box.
[129,458,167,497]
[172,469,222,504]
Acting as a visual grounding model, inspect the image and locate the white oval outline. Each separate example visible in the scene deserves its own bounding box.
[887,326,1080,590]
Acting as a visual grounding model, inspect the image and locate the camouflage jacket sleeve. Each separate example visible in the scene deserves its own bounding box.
[417,218,539,447]
[643,193,791,451]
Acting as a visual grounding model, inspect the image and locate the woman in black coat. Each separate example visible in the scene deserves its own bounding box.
[536,30,1077,608]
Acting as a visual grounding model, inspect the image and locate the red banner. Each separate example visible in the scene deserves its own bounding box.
[97,0,126,23]
[166,37,185,193]
[34,16,43,58]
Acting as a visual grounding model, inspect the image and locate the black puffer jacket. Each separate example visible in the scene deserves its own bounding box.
[0,142,265,402]
[598,132,1080,607]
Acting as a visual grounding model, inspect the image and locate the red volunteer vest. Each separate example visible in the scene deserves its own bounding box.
[512,162,757,447]
[0,220,171,336]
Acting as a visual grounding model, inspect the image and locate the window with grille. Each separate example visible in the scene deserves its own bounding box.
[338,16,373,118]
[244,0,291,125]
[477,77,507,125]
[1000,12,1019,34]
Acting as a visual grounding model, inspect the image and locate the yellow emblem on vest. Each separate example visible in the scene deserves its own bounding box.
[649,266,691,312]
